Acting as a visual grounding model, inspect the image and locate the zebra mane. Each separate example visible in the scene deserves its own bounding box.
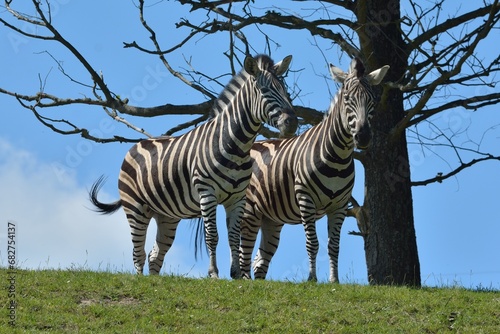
[252,54,276,72]
[351,57,365,78]
[209,55,277,118]
[325,87,342,118]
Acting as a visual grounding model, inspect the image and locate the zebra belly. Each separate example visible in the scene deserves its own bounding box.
[120,135,252,220]
[253,174,354,225]
[130,175,250,220]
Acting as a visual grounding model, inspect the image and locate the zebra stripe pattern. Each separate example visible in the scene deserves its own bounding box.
[239,58,389,282]
[90,54,297,278]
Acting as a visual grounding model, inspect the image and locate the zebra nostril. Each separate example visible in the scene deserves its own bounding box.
[286,116,297,127]
[279,111,298,137]
[354,129,372,149]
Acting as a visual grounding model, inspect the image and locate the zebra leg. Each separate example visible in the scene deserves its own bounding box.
[297,193,319,281]
[302,219,319,282]
[240,201,263,279]
[225,200,245,279]
[123,204,153,275]
[253,220,284,279]
[148,217,180,275]
[199,193,219,278]
[327,210,346,283]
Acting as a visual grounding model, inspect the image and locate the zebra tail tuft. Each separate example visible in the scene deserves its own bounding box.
[192,217,208,260]
[89,175,122,215]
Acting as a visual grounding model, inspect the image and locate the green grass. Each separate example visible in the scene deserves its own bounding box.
[2,268,499,333]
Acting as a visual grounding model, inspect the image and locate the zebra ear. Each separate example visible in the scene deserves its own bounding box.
[244,56,261,77]
[329,64,347,83]
[366,65,390,86]
[273,55,292,76]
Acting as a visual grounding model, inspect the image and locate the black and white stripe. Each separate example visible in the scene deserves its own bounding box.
[90,55,297,278]
[239,58,389,282]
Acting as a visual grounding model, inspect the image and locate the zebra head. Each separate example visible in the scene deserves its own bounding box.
[330,58,390,149]
[244,55,298,138]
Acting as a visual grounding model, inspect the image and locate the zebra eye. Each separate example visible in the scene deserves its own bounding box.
[344,93,350,102]
[260,87,271,95]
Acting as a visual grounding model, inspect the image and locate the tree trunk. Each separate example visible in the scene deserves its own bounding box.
[357,0,421,286]
[363,116,421,286]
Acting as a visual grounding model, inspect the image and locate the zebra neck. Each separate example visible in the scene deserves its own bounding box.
[321,98,354,160]
[210,78,262,154]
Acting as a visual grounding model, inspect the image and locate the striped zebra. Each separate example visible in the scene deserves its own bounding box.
[239,58,389,282]
[89,54,298,279]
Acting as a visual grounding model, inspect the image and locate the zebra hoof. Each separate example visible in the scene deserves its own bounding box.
[241,273,251,280]
[230,268,242,280]
[307,275,318,282]
[208,272,219,279]
[329,276,340,284]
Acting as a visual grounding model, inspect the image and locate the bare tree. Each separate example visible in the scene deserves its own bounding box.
[1,0,499,286]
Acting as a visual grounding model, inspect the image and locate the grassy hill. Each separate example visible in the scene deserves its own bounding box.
[2,268,499,333]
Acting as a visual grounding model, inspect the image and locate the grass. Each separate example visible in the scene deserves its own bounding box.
[2,268,499,333]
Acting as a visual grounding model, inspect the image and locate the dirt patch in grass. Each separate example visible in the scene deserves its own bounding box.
[78,296,140,307]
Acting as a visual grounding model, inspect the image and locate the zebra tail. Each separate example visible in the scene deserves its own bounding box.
[192,217,208,260]
[89,175,122,215]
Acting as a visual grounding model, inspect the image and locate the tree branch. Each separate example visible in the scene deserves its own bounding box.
[135,0,217,100]
[408,2,500,52]
[412,155,500,186]
[346,196,369,237]
[407,93,500,127]
[176,3,360,57]
[390,1,500,139]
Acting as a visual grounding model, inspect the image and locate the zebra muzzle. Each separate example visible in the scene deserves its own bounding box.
[353,127,372,149]
[352,119,372,149]
[277,109,298,138]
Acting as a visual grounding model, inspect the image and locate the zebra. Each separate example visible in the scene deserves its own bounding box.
[239,57,389,282]
[89,54,298,279]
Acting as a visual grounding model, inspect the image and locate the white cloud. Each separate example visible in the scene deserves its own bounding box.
[0,138,207,277]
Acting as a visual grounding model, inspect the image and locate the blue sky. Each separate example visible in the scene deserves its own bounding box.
[0,1,499,288]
